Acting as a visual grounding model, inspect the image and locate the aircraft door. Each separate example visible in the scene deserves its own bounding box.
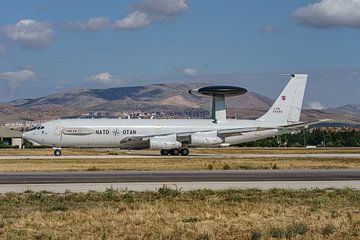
[54,122,62,136]
[155,124,161,134]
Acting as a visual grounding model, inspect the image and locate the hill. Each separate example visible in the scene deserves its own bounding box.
[326,104,360,117]
[0,103,85,124]
[2,83,360,125]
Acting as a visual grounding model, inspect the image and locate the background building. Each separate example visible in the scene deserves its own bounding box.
[0,128,23,148]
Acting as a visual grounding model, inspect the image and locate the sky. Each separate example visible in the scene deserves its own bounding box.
[0,0,360,109]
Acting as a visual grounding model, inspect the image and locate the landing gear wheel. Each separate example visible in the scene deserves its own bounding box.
[160,149,169,155]
[180,148,189,156]
[54,149,62,156]
[170,149,180,155]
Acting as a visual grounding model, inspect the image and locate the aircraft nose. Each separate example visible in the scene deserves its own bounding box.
[22,131,41,145]
[23,131,36,142]
[22,132,29,140]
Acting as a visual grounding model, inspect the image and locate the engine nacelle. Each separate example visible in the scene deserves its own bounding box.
[149,134,182,149]
[190,131,223,146]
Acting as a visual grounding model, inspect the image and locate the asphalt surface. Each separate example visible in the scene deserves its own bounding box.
[1,153,360,160]
[0,169,359,184]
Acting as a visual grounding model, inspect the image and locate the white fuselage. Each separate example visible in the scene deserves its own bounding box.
[23,118,282,149]
[22,74,309,151]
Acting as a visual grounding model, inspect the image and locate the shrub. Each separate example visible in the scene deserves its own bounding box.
[122,191,136,203]
[182,216,201,223]
[101,188,118,200]
[108,152,119,155]
[87,166,101,171]
[331,211,339,218]
[222,163,230,170]
[158,185,181,197]
[250,230,262,240]
[48,203,68,212]
[269,227,285,238]
[207,164,214,170]
[33,232,53,240]
[195,233,210,240]
[286,222,308,238]
[271,163,279,170]
[322,224,335,236]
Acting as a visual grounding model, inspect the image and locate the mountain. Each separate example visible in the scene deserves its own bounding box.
[2,83,360,125]
[9,83,273,113]
[0,103,85,124]
[326,104,360,117]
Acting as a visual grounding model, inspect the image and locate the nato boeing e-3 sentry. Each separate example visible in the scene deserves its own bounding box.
[23,74,325,156]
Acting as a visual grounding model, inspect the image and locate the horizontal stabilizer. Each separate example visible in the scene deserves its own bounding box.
[279,119,331,130]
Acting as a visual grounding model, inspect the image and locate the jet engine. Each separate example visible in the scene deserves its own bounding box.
[190,131,223,146]
[149,134,182,149]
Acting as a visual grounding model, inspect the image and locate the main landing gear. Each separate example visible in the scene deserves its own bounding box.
[160,148,189,156]
[54,148,62,156]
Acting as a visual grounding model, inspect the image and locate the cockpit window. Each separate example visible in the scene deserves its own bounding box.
[29,125,44,131]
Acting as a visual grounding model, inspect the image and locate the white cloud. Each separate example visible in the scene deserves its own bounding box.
[64,17,110,31]
[85,72,124,85]
[262,25,276,32]
[182,68,198,77]
[0,69,36,92]
[114,12,150,30]
[309,101,326,110]
[3,19,54,48]
[292,0,360,28]
[113,0,189,31]
[133,0,189,19]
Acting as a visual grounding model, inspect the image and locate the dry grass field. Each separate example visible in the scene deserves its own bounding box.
[0,148,360,172]
[1,147,360,156]
[0,188,359,239]
[191,147,360,155]
[0,148,114,156]
[0,157,360,172]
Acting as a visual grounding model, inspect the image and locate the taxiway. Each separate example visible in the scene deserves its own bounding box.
[1,153,360,160]
[0,169,359,193]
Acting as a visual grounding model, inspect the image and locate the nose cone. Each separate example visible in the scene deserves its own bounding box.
[22,131,40,145]
[22,132,29,140]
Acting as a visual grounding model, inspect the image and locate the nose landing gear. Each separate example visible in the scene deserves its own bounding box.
[54,148,62,156]
[160,148,189,156]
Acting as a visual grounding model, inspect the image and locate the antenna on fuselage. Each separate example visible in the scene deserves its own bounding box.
[189,85,247,123]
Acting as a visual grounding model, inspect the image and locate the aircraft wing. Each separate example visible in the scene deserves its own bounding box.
[119,127,273,145]
[119,119,329,148]
[214,127,274,138]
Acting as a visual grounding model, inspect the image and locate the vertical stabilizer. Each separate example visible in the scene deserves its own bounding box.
[257,74,308,125]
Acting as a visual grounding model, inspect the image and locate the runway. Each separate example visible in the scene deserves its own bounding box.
[0,169,359,184]
[0,170,359,193]
[1,153,360,160]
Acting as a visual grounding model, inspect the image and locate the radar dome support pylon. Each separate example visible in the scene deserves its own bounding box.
[211,95,226,122]
[189,85,247,123]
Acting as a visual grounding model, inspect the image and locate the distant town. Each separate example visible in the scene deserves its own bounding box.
[2,109,210,131]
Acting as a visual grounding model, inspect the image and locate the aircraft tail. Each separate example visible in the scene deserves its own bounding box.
[257,74,308,125]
